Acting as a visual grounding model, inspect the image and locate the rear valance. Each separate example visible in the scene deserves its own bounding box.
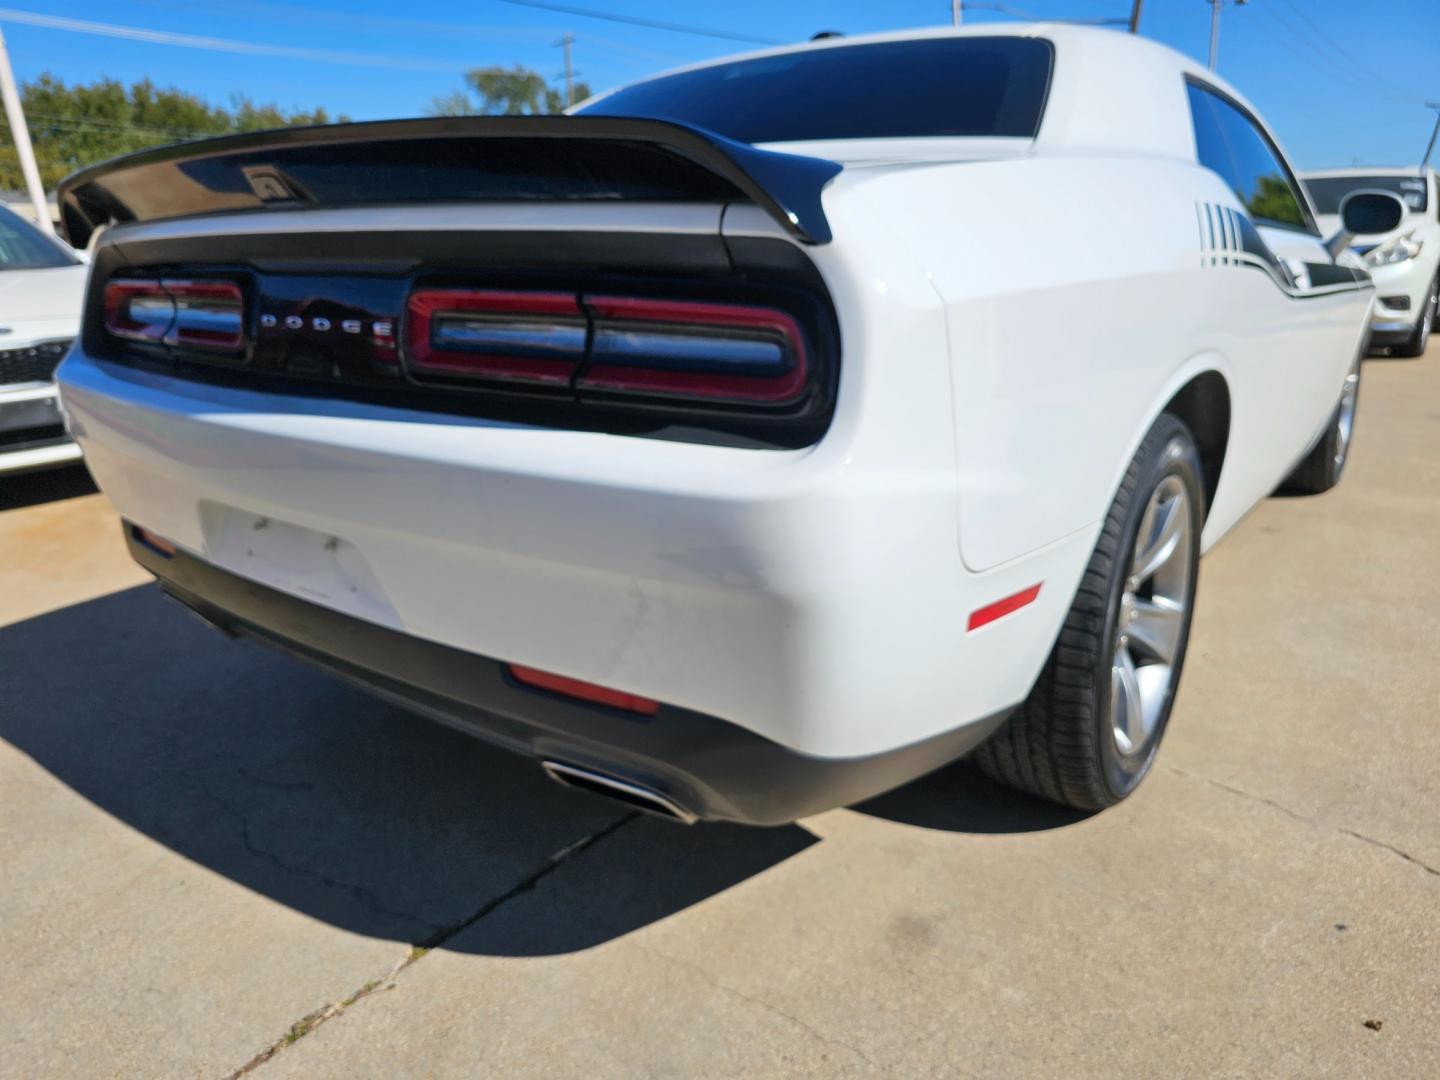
[57,115,843,249]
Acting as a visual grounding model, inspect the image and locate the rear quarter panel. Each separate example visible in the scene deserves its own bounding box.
[848,155,1368,571]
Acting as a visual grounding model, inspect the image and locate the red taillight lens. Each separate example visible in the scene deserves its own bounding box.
[104,278,244,352]
[104,280,172,343]
[579,297,807,406]
[163,279,244,351]
[506,663,660,716]
[406,289,586,386]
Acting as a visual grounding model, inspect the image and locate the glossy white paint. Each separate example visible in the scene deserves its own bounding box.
[0,212,86,473]
[0,264,87,331]
[59,26,1373,760]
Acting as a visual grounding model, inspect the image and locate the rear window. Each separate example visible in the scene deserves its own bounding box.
[1305,176,1428,215]
[577,37,1053,144]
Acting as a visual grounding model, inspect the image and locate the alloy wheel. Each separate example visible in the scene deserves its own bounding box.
[1110,475,1194,757]
[1333,361,1361,472]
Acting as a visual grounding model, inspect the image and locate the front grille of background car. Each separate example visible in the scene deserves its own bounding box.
[0,424,67,450]
[0,340,72,386]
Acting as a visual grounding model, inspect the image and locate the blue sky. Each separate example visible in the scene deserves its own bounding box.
[4,0,1438,169]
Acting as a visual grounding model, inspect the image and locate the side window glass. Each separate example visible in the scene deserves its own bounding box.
[1186,85,1235,190]
[1186,83,1309,231]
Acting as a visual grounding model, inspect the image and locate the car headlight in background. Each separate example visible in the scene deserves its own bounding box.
[1361,231,1423,267]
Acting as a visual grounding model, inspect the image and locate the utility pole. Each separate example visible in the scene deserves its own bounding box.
[0,25,53,236]
[1208,0,1246,71]
[1421,102,1440,173]
[1207,0,1221,69]
[1129,0,1143,33]
[560,33,575,108]
[952,0,962,26]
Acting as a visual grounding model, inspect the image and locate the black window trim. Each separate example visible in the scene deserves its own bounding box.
[1184,75,1319,237]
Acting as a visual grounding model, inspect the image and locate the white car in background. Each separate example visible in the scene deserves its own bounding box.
[1303,167,1440,356]
[55,26,1398,823]
[0,204,86,474]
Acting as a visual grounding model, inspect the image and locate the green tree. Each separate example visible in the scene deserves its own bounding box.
[431,65,590,117]
[1246,174,1307,229]
[0,74,343,190]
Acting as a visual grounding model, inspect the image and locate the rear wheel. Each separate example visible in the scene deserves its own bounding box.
[976,414,1203,810]
[1389,273,1436,358]
[1283,356,1360,495]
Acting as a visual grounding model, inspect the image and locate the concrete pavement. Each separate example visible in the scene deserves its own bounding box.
[1,342,1436,1077]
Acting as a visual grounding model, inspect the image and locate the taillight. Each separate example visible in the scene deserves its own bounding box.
[104,278,244,352]
[580,297,807,406]
[104,280,172,343]
[406,289,586,386]
[164,280,244,351]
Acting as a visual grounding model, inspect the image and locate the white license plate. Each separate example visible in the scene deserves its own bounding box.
[199,502,399,626]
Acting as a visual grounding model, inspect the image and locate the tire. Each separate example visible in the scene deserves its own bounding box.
[975,414,1204,811]
[1388,272,1436,358]
[1283,355,1360,495]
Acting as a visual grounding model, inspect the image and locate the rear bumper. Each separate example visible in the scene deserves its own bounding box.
[59,349,1086,760]
[133,528,1009,825]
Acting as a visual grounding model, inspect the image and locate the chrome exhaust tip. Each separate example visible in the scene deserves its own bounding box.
[540,760,698,825]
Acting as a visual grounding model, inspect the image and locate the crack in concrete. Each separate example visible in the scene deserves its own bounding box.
[222,809,639,1078]
[1169,766,1440,879]
[203,785,441,936]
[1167,767,1312,824]
[632,942,884,1073]
[1337,827,1440,879]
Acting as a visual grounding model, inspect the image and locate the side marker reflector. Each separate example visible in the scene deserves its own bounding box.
[507,664,660,716]
[967,583,1042,632]
[132,524,177,557]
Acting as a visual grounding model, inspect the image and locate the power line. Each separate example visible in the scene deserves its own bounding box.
[491,0,782,46]
[574,32,683,64]
[962,2,1127,24]
[23,112,208,138]
[0,8,463,72]
[1252,3,1421,108]
[1273,0,1425,105]
[136,0,568,43]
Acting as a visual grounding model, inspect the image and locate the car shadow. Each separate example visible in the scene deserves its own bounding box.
[0,582,1077,956]
[0,463,97,511]
[854,759,1091,833]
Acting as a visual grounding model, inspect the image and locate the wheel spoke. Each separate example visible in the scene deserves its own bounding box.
[1131,495,1183,584]
[1111,646,1145,754]
[1127,597,1183,664]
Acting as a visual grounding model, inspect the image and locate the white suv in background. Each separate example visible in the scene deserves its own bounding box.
[1303,167,1440,356]
[0,204,87,473]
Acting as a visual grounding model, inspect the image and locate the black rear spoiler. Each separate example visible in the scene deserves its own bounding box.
[57,115,843,249]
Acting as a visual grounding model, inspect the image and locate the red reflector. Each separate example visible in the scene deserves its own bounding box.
[507,664,660,716]
[132,525,177,557]
[406,289,584,386]
[967,584,1042,632]
[580,296,807,405]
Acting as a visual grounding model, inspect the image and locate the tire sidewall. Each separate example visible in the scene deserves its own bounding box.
[1096,421,1205,800]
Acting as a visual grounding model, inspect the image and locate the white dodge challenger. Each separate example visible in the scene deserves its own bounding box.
[55,26,1399,824]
